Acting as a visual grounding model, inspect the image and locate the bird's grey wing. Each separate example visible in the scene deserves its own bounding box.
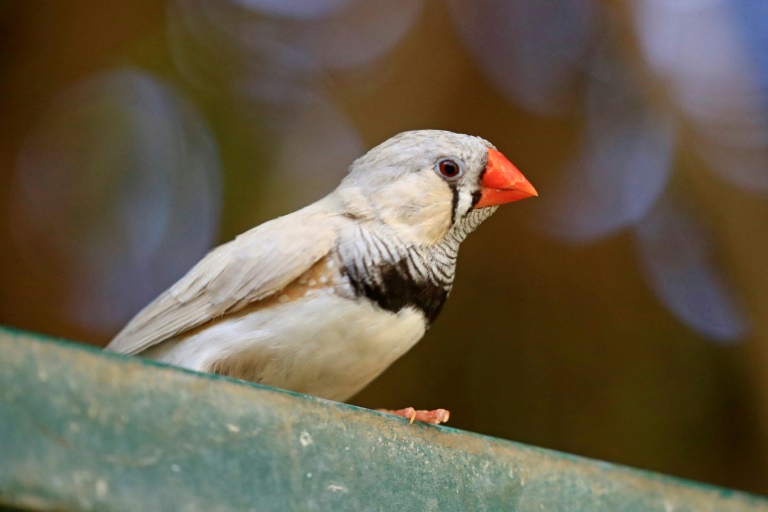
[106,206,339,356]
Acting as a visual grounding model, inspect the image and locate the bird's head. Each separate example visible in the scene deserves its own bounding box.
[335,130,537,245]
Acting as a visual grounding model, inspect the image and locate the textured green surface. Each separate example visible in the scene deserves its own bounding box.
[0,326,766,511]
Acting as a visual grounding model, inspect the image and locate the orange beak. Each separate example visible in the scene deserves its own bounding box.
[475,148,538,208]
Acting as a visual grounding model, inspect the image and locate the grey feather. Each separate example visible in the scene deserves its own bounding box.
[106,200,339,356]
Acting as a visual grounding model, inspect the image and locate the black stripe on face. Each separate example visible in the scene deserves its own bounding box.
[450,184,459,226]
[470,150,489,211]
[471,189,482,209]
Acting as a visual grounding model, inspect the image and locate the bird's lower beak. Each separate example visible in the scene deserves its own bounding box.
[475,148,538,208]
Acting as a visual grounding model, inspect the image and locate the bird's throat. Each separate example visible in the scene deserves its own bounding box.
[337,228,456,325]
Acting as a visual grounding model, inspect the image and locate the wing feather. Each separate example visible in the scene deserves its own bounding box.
[106,204,339,355]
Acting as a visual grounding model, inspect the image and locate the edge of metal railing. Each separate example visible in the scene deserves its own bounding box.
[1,325,766,511]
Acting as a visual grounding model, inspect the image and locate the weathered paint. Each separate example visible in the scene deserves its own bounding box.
[0,325,766,511]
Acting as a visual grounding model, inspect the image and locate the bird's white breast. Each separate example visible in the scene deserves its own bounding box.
[142,292,427,401]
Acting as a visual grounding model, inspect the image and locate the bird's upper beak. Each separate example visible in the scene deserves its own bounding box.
[475,148,538,208]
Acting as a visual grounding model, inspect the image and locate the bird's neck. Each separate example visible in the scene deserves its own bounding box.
[444,205,498,246]
[335,206,497,324]
[337,225,458,325]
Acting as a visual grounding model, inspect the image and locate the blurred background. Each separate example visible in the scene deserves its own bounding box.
[2,0,768,495]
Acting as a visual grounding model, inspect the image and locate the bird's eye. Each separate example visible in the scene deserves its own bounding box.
[436,158,463,180]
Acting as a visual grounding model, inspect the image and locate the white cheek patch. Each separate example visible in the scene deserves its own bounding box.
[372,171,453,245]
[456,188,475,220]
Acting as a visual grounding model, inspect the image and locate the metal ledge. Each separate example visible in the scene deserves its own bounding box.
[1,326,766,511]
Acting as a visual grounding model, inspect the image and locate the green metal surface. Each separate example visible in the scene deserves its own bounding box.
[0,326,766,511]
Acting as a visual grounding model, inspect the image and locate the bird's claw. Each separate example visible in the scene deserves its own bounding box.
[377,407,450,425]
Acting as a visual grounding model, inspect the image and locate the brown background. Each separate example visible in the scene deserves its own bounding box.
[2,1,767,495]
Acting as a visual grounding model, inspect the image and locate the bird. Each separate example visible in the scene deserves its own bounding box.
[106,130,537,424]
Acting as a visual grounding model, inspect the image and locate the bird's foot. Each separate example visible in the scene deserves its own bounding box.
[377,407,450,425]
